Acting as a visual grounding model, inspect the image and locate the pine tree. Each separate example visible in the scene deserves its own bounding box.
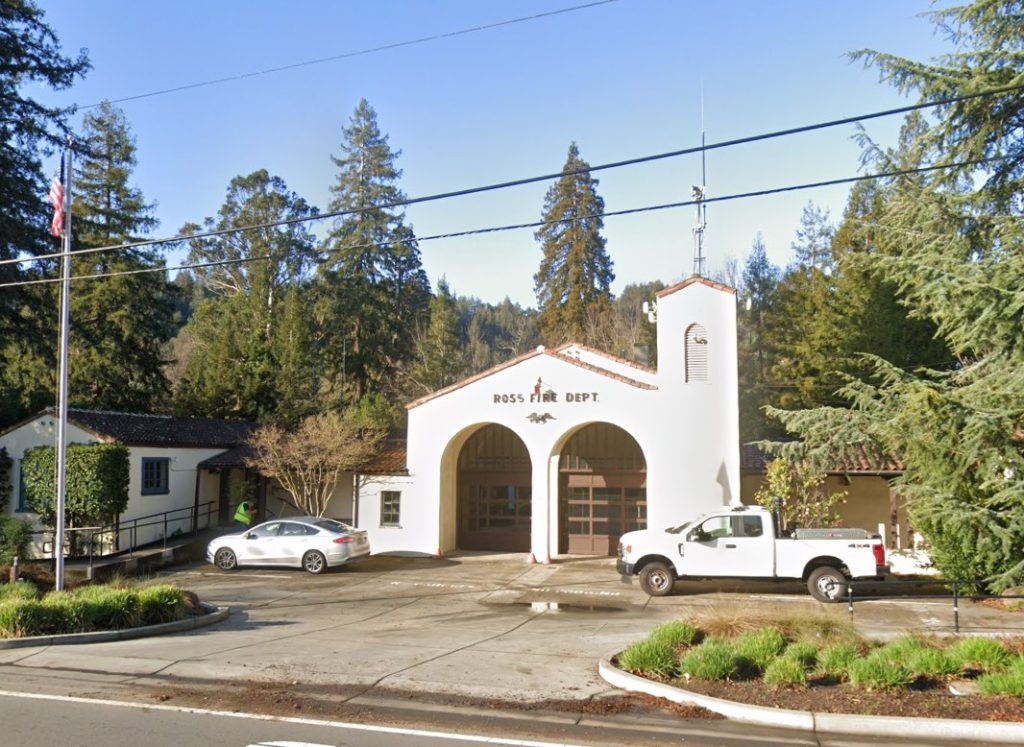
[174,170,319,422]
[0,0,88,427]
[791,202,835,271]
[738,234,781,440]
[533,142,614,345]
[66,101,177,412]
[318,99,430,408]
[406,278,470,395]
[769,0,1024,588]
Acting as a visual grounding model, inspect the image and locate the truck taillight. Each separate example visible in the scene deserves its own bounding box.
[873,543,885,566]
[333,536,353,544]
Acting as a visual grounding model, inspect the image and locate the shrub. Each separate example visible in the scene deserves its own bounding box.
[649,620,698,648]
[734,627,786,673]
[817,643,859,680]
[680,638,738,680]
[848,651,914,691]
[137,585,185,626]
[977,657,1024,697]
[783,641,818,668]
[618,640,678,678]
[763,655,808,688]
[0,517,33,564]
[948,638,1011,672]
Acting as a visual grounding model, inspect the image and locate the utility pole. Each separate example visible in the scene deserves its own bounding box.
[54,140,73,591]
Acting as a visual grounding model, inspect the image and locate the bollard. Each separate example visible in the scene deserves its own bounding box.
[9,556,18,583]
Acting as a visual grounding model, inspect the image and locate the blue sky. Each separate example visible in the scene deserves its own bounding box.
[36,0,951,306]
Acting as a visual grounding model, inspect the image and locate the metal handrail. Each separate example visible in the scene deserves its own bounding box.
[845,577,1024,633]
[32,500,218,562]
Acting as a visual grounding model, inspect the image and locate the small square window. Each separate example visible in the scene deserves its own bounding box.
[141,457,169,495]
[380,491,401,527]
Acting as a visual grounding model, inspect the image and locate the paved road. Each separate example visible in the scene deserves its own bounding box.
[0,553,1020,746]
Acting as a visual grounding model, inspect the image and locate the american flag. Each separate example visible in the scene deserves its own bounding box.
[48,164,64,237]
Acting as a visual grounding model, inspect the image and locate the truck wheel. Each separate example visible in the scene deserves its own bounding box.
[639,562,674,597]
[808,566,847,603]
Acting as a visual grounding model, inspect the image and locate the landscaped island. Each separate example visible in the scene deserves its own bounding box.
[615,616,1024,721]
[0,579,195,638]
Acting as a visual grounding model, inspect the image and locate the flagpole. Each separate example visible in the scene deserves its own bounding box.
[54,139,73,592]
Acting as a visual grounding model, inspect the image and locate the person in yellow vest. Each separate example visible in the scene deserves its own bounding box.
[233,500,257,532]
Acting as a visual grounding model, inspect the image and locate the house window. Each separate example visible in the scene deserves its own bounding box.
[380,491,401,527]
[141,457,170,495]
[685,323,709,382]
[16,464,29,513]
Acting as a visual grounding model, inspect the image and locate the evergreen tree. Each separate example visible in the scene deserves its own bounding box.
[318,99,430,408]
[533,142,614,345]
[791,201,835,272]
[738,234,781,440]
[406,278,470,395]
[768,0,1024,588]
[0,1,88,427]
[66,101,177,411]
[174,171,319,423]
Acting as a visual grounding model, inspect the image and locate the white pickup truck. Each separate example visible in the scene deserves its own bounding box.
[617,505,887,602]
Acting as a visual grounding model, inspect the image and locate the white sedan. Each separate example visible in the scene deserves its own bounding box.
[206,516,370,574]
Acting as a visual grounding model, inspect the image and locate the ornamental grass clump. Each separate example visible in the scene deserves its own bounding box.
[733,627,786,675]
[976,656,1024,697]
[71,586,141,630]
[949,638,1011,672]
[763,655,808,688]
[649,620,698,649]
[782,641,818,668]
[136,584,185,626]
[617,639,678,678]
[848,650,914,691]
[680,637,738,681]
[0,581,39,603]
[906,647,960,678]
[816,642,859,680]
[877,636,927,663]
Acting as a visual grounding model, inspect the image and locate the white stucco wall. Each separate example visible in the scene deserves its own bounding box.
[355,474,419,555]
[393,277,740,561]
[0,415,224,555]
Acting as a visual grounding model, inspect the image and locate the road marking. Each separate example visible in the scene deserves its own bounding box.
[250,742,334,747]
[0,690,585,747]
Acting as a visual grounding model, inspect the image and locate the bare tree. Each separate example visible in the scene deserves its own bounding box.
[247,413,385,517]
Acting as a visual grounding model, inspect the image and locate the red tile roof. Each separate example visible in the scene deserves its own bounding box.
[656,275,736,299]
[554,343,657,375]
[358,439,408,474]
[740,443,905,475]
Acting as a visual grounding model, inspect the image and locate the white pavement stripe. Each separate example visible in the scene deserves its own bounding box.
[251,742,334,747]
[0,690,586,747]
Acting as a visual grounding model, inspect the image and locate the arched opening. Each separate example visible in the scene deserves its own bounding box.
[558,423,647,555]
[456,424,532,551]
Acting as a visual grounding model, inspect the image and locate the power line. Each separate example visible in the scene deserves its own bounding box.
[9,81,1024,271]
[78,1,621,110]
[0,156,1002,290]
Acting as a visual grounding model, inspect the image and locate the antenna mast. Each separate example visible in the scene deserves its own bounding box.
[692,89,707,277]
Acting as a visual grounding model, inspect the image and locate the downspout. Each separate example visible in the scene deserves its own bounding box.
[352,472,360,527]
[192,468,201,533]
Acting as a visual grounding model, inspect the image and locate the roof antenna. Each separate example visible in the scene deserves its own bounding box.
[692,84,707,277]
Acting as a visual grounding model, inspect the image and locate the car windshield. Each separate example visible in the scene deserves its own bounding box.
[315,519,352,533]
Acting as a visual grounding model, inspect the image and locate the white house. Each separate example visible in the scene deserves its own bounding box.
[0,409,257,555]
[355,276,740,561]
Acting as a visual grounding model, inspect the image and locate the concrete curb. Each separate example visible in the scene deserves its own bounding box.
[598,658,1024,744]
[0,603,230,649]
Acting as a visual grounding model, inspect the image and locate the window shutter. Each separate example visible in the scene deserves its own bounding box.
[685,324,709,382]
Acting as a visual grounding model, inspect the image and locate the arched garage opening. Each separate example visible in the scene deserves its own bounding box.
[558,423,646,555]
[457,424,532,551]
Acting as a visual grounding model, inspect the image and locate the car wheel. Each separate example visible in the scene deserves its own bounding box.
[808,565,848,603]
[214,547,237,571]
[639,561,674,597]
[302,550,327,574]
